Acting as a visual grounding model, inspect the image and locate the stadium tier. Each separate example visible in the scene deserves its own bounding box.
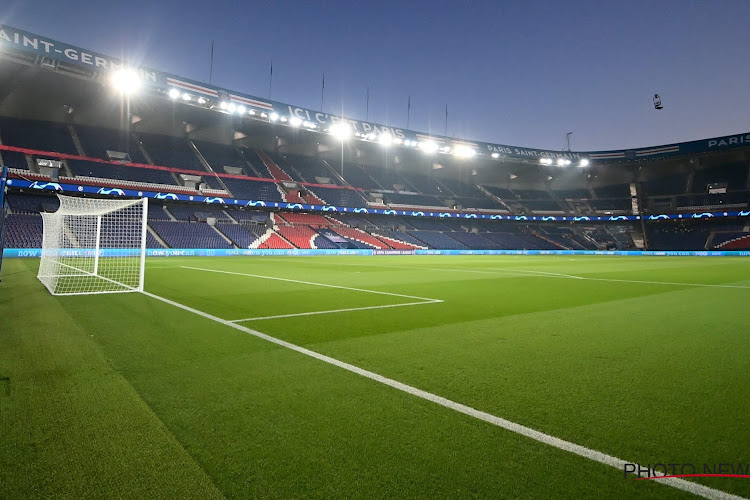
[2,115,748,221]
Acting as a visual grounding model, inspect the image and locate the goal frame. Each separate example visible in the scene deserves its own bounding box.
[37,195,148,296]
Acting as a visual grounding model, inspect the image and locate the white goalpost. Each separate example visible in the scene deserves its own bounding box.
[38,194,148,295]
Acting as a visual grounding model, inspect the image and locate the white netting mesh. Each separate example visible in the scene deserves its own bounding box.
[38,195,148,295]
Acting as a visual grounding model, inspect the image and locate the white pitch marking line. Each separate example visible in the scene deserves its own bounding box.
[180,265,442,302]
[140,290,743,500]
[230,299,442,322]
[281,259,750,290]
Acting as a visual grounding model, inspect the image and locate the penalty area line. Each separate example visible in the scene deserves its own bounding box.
[180,265,442,302]
[141,289,742,500]
[231,299,442,322]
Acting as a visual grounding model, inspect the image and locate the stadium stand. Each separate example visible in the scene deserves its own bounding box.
[331,227,390,249]
[4,213,43,248]
[75,125,148,164]
[193,141,249,174]
[215,223,262,248]
[284,154,337,184]
[408,230,466,250]
[0,117,79,155]
[68,159,178,186]
[691,164,748,193]
[275,225,319,248]
[149,220,232,249]
[276,212,331,227]
[338,163,381,190]
[221,177,285,202]
[646,222,711,250]
[383,192,445,207]
[1,150,31,170]
[305,186,367,207]
[445,231,503,249]
[398,171,449,196]
[137,133,205,171]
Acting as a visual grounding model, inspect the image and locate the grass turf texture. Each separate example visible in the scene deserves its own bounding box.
[1,255,749,498]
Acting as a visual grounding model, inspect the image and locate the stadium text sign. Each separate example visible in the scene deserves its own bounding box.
[0,25,157,83]
[484,144,582,160]
[287,106,406,139]
[707,134,750,149]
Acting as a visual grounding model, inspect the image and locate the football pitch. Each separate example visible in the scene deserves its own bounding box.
[2,255,749,499]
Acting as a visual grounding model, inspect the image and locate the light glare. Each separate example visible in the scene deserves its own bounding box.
[111,69,142,95]
[329,123,352,140]
[419,141,439,154]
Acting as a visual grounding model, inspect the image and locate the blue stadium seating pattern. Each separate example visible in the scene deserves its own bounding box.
[138,133,205,171]
[4,213,43,248]
[68,159,177,186]
[408,231,466,250]
[1,150,30,170]
[0,118,78,155]
[75,125,148,164]
[149,220,232,249]
[306,186,367,207]
[222,177,284,202]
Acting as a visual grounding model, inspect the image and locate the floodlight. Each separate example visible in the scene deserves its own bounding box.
[491,153,500,159]
[393,138,402,145]
[227,103,237,113]
[378,133,393,146]
[197,97,207,105]
[556,158,566,166]
[219,101,229,110]
[270,112,279,121]
[442,146,452,153]
[248,109,256,115]
[168,88,180,99]
[366,132,376,141]
[182,93,191,101]
[260,112,268,118]
[329,123,352,140]
[419,141,439,154]
[237,105,246,114]
[579,158,590,167]
[111,69,142,95]
[290,116,303,127]
[453,145,476,158]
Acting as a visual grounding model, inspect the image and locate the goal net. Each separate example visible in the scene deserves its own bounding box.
[38,195,148,295]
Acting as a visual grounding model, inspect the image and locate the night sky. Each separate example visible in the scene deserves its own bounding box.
[3,0,749,152]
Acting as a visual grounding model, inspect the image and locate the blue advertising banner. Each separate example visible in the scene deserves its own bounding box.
[7,178,750,222]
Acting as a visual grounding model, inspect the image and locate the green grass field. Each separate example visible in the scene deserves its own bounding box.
[2,255,749,499]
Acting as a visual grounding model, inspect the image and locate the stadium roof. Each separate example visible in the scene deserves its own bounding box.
[1,24,750,169]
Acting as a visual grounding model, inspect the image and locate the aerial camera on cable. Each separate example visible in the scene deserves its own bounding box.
[653,94,663,110]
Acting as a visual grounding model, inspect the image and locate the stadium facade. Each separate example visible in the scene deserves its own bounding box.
[1,25,749,255]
